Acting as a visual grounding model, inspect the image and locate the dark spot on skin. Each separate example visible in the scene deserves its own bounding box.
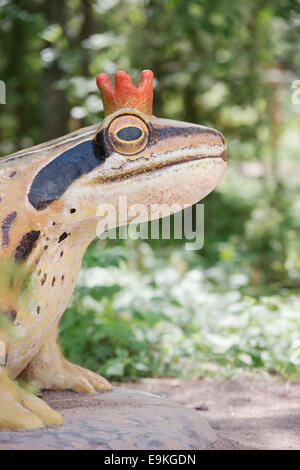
[41,273,47,285]
[70,208,76,213]
[36,306,41,314]
[60,250,64,257]
[44,245,48,250]
[4,309,17,322]
[9,170,17,178]
[52,221,56,226]
[28,140,106,210]
[38,269,41,276]
[58,232,68,243]
[1,211,17,247]
[61,274,65,282]
[15,230,40,262]
[52,276,56,286]
[46,237,50,241]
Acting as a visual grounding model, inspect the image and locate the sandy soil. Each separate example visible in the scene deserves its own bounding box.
[1,373,299,450]
[0,388,217,450]
[120,373,300,450]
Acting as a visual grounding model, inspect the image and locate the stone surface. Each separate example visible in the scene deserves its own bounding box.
[0,387,217,450]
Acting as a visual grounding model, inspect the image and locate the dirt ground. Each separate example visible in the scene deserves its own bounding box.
[0,387,218,450]
[1,372,300,450]
[120,373,300,450]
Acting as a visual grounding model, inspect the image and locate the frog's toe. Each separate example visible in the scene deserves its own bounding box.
[0,368,62,430]
[77,365,113,391]
[0,401,45,430]
[60,362,112,393]
[19,388,63,426]
[66,369,97,394]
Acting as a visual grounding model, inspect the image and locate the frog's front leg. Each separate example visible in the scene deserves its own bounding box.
[0,367,63,429]
[20,324,112,393]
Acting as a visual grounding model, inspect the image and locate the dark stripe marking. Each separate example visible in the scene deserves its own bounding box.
[95,154,226,184]
[2,211,17,247]
[28,139,107,211]
[15,230,40,261]
[93,129,110,160]
[152,125,223,141]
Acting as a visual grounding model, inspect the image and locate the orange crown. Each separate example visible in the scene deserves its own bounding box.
[96,70,153,117]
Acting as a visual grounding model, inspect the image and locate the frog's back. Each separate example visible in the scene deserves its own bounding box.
[0,124,98,262]
[0,123,98,171]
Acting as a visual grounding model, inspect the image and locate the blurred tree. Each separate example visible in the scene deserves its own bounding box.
[0,0,300,379]
[0,0,299,151]
[42,1,68,139]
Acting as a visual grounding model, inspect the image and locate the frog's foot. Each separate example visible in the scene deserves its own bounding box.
[73,362,112,393]
[21,326,112,393]
[0,368,63,430]
[26,358,112,393]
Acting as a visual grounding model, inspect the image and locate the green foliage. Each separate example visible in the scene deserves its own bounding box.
[60,237,300,380]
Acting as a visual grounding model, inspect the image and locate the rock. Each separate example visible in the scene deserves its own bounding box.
[0,387,217,450]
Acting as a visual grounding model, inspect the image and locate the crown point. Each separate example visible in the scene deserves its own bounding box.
[139,70,154,84]
[96,69,154,117]
[115,70,131,83]
[96,74,113,96]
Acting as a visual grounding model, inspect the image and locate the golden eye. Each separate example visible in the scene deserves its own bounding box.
[107,114,149,156]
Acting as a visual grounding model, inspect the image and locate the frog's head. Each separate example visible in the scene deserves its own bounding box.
[28,71,226,236]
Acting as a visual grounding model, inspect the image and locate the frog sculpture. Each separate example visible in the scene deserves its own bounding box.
[0,70,226,429]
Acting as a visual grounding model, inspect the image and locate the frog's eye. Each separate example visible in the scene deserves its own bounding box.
[107,114,149,156]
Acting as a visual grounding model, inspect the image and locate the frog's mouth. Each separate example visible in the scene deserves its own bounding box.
[92,149,226,184]
[92,155,227,226]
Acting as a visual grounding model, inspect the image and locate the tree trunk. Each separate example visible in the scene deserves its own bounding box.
[80,0,93,77]
[42,0,68,141]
